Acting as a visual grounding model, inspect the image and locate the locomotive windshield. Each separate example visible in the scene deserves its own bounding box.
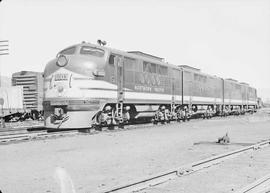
[59,46,76,55]
[80,46,105,57]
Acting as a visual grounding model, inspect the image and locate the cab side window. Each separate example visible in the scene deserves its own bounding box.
[109,54,123,65]
[109,54,115,65]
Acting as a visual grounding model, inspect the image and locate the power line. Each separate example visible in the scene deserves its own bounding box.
[0,40,9,55]
[0,53,9,55]
[0,40,9,87]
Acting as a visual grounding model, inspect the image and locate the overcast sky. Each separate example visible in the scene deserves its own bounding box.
[0,0,270,100]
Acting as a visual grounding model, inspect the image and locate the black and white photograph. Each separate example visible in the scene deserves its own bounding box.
[0,0,270,192]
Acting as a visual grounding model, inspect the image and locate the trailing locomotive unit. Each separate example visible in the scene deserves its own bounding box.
[43,42,257,128]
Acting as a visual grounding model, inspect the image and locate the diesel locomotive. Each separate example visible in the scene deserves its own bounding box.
[43,41,257,129]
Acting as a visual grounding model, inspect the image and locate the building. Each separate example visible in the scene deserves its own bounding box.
[0,86,24,116]
[12,71,44,111]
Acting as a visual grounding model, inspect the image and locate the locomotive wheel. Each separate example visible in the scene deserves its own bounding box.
[108,125,115,130]
[93,125,102,131]
[118,123,124,129]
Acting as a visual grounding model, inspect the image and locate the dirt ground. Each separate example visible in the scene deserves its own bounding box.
[142,144,270,193]
[1,120,43,130]
[1,109,270,193]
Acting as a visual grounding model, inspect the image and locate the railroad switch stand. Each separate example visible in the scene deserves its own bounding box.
[217,133,230,144]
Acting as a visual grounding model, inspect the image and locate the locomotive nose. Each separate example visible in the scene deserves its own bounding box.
[59,55,104,78]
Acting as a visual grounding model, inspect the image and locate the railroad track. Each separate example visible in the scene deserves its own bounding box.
[101,139,270,193]
[236,173,270,193]
[0,122,151,144]
[0,124,44,134]
[0,123,155,144]
[0,130,78,144]
[0,113,257,144]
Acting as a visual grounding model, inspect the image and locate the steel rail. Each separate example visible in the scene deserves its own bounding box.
[0,113,259,144]
[0,125,45,137]
[0,112,260,144]
[101,139,270,193]
[0,125,44,133]
[235,173,270,193]
[0,130,78,144]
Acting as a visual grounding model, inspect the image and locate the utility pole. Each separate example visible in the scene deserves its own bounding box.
[0,40,9,127]
[0,40,9,87]
[0,40,9,55]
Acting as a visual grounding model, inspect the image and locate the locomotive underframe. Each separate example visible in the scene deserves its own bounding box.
[43,96,257,129]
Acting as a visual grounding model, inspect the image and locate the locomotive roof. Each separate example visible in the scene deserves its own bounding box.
[178,65,201,72]
[77,42,175,67]
[63,42,256,90]
[225,79,255,88]
[239,82,249,86]
[69,42,221,78]
[226,78,238,82]
[127,51,165,62]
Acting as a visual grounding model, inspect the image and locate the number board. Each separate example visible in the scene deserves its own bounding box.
[55,73,69,81]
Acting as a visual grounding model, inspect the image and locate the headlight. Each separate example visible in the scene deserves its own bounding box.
[56,55,68,67]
